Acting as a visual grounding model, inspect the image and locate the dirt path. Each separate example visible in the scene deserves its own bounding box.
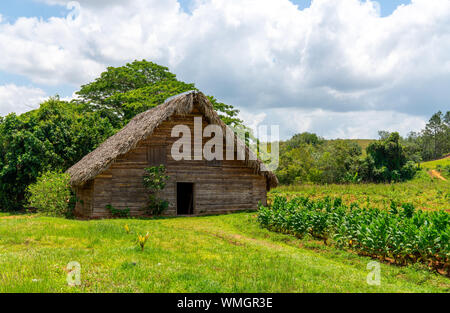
[429,170,447,181]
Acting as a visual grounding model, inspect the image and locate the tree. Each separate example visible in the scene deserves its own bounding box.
[0,114,55,209]
[443,111,450,155]
[283,132,323,151]
[422,111,447,159]
[364,132,415,182]
[0,98,115,210]
[76,60,243,127]
[318,140,362,183]
[76,60,176,105]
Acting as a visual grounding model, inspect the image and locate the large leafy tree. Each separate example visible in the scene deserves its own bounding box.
[76,60,243,127]
[275,133,362,184]
[0,98,115,210]
[364,132,416,182]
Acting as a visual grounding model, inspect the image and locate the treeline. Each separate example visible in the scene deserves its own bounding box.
[0,60,242,211]
[276,111,449,185]
[391,111,450,162]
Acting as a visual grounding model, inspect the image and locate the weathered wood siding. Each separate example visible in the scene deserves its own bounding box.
[79,107,268,218]
[74,180,93,217]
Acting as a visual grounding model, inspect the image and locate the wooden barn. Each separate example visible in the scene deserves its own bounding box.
[67,91,278,218]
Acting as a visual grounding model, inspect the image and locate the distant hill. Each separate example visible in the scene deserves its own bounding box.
[421,154,450,170]
[326,139,375,156]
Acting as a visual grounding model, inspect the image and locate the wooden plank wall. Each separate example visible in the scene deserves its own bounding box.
[87,107,268,218]
[74,180,93,217]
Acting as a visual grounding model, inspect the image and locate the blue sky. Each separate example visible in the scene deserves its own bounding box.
[290,0,411,16]
[0,0,412,21]
[0,0,68,21]
[0,0,448,139]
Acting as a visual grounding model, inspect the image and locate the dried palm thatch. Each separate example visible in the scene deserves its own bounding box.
[67,91,278,189]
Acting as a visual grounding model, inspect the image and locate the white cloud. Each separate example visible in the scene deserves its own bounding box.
[0,84,47,116]
[240,107,427,139]
[0,0,449,137]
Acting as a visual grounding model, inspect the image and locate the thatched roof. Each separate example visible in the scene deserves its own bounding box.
[67,91,278,189]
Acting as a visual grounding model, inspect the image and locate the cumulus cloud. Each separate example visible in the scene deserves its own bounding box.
[0,0,449,137]
[239,107,428,139]
[0,84,47,116]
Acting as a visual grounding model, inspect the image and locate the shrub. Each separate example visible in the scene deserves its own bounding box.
[147,195,169,215]
[106,204,130,218]
[400,161,418,180]
[143,165,169,215]
[27,171,72,217]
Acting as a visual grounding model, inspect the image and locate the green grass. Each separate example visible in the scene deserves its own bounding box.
[0,211,449,293]
[271,173,449,212]
[421,156,450,170]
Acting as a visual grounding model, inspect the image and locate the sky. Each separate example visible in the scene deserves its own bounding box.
[0,0,448,140]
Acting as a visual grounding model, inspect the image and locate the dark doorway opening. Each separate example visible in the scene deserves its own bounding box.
[177,183,194,215]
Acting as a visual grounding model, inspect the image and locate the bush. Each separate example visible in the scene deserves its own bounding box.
[105,204,130,218]
[146,195,169,215]
[27,171,72,217]
[143,165,169,215]
[400,161,418,180]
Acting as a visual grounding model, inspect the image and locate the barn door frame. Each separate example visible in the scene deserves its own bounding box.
[176,182,195,215]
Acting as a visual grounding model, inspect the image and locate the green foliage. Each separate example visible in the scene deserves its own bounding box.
[0,98,115,210]
[105,204,130,218]
[76,59,243,127]
[277,110,448,186]
[27,171,72,217]
[276,131,422,185]
[143,165,169,215]
[276,134,362,184]
[422,111,449,160]
[272,176,449,212]
[360,133,419,182]
[258,196,450,274]
[137,232,150,251]
[443,164,450,178]
[399,111,449,161]
[143,165,169,191]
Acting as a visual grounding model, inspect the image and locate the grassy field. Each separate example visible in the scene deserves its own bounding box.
[421,156,450,171]
[271,173,449,212]
[351,139,375,156]
[0,167,448,293]
[0,211,449,293]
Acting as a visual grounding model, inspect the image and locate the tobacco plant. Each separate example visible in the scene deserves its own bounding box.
[258,196,450,275]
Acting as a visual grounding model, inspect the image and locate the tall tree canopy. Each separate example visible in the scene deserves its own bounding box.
[0,98,115,209]
[365,132,416,182]
[422,111,449,160]
[76,60,243,127]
